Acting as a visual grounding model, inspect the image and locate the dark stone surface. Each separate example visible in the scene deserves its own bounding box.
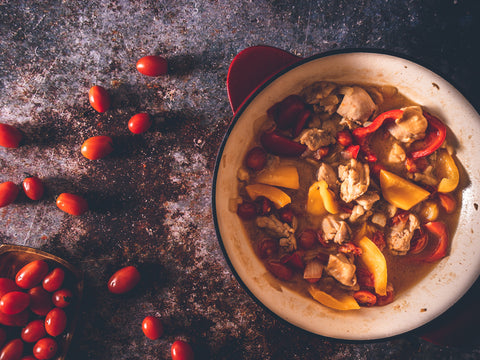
[1,1,479,359]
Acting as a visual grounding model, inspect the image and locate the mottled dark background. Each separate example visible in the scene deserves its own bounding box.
[1,0,480,359]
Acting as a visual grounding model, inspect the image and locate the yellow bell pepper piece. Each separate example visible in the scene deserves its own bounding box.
[379,169,430,210]
[306,180,339,215]
[245,183,291,209]
[356,236,387,296]
[308,286,360,310]
[436,149,459,193]
[255,165,299,189]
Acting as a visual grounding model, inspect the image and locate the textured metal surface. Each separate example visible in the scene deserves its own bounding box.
[1,1,479,359]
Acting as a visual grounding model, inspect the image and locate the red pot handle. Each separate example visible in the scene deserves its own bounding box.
[227,45,302,114]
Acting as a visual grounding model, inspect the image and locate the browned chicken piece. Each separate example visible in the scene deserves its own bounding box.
[387,142,406,163]
[326,253,357,287]
[256,215,294,239]
[337,86,377,126]
[321,215,352,244]
[348,205,365,223]
[371,212,387,227]
[316,163,338,192]
[386,213,420,255]
[355,191,380,210]
[298,128,335,151]
[387,106,428,144]
[338,159,370,203]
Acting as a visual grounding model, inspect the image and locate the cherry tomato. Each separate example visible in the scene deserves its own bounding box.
[0,328,6,348]
[28,286,53,316]
[0,291,30,315]
[171,340,194,360]
[80,135,113,160]
[128,113,152,134]
[0,309,29,327]
[0,123,22,148]
[136,56,168,77]
[42,268,64,293]
[32,338,57,360]
[353,290,377,307]
[107,266,140,294]
[22,176,44,201]
[0,182,19,208]
[52,289,73,308]
[142,316,163,340]
[21,319,46,343]
[56,193,88,216]
[0,278,19,298]
[15,260,49,290]
[45,308,67,337]
[0,338,23,360]
[88,85,110,113]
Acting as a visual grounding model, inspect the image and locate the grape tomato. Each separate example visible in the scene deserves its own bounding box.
[0,182,19,208]
[107,266,140,294]
[128,113,151,134]
[171,340,194,360]
[136,56,168,77]
[33,338,58,360]
[0,338,23,360]
[15,260,49,290]
[88,85,110,113]
[142,316,163,340]
[80,135,113,160]
[0,291,30,315]
[42,268,65,293]
[0,279,19,298]
[28,286,53,316]
[56,193,88,216]
[22,176,44,201]
[21,319,47,343]
[0,123,22,149]
[52,289,73,308]
[45,308,67,337]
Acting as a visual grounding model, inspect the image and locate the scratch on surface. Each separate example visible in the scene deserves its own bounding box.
[22,206,40,245]
[302,1,313,54]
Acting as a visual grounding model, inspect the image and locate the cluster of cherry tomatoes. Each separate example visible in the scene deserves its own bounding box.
[0,260,74,360]
[1,54,195,359]
[107,265,194,360]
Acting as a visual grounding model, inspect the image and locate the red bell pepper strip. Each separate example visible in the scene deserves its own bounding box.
[408,112,447,160]
[352,109,404,139]
[411,221,449,262]
[352,109,404,162]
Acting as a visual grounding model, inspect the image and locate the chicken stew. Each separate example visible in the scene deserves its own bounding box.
[235,81,461,310]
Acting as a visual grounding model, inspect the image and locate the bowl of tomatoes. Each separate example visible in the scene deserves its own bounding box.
[212,47,480,340]
[0,244,83,359]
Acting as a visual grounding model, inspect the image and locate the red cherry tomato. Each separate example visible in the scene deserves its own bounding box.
[136,56,168,77]
[128,113,152,134]
[0,182,19,208]
[88,85,110,113]
[52,289,73,308]
[0,328,6,348]
[0,278,19,298]
[0,291,30,315]
[21,319,47,343]
[28,286,53,316]
[32,338,57,360]
[56,193,88,216]
[142,316,163,340]
[107,266,140,294]
[22,176,44,201]
[45,308,67,337]
[171,340,194,360]
[0,123,22,148]
[42,268,65,293]
[15,260,49,290]
[0,338,23,360]
[80,135,113,160]
[0,309,29,327]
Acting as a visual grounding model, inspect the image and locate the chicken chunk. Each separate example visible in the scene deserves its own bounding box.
[349,205,365,223]
[386,213,420,255]
[388,106,428,144]
[338,159,370,203]
[256,215,294,239]
[321,215,352,244]
[298,128,335,151]
[326,253,357,287]
[337,86,376,125]
[317,163,338,192]
[387,142,406,163]
[355,191,380,211]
